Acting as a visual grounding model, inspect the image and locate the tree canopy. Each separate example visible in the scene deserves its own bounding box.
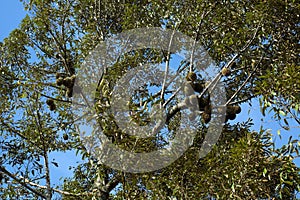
[0,0,299,199]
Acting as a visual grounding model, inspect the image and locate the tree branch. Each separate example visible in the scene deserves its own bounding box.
[225,55,263,106]
[161,29,176,105]
[0,166,47,199]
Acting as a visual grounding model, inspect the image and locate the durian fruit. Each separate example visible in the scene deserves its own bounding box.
[46,99,54,106]
[225,105,241,121]
[226,105,236,115]
[46,99,56,111]
[56,72,60,79]
[201,112,211,124]
[63,133,69,140]
[227,105,241,115]
[233,105,241,114]
[50,104,56,111]
[55,72,65,79]
[198,96,209,111]
[225,105,235,122]
[66,88,73,98]
[56,77,64,86]
[186,72,197,82]
[221,67,231,76]
[192,82,204,93]
[62,77,74,88]
[225,113,236,121]
[204,104,212,115]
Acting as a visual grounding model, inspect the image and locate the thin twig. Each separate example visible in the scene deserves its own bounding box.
[228,95,255,105]
[0,166,47,199]
[161,29,176,105]
[189,7,212,72]
[163,86,182,108]
[225,55,263,106]
[240,20,262,53]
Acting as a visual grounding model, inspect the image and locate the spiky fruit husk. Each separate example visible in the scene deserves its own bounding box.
[192,82,204,93]
[226,105,236,116]
[49,104,56,111]
[66,88,73,98]
[198,97,209,111]
[201,112,211,124]
[46,99,54,106]
[63,77,74,88]
[56,77,64,86]
[233,105,241,114]
[186,72,197,82]
[221,67,231,76]
[63,133,69,140]
[226,113,236,121]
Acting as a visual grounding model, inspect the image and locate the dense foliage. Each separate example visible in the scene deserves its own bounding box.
[0,0,299,199]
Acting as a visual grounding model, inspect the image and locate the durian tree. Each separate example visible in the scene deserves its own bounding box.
[0,0,299,199]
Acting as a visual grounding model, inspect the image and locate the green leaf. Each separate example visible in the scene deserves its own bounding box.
[263,168,267,177]
[279,110,286,116]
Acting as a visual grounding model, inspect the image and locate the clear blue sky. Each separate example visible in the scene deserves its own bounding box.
[0,1,25,41]
[1,0,299,189]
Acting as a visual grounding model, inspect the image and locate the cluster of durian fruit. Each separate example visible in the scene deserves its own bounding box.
[46,99,56,111]
[184,71,241,124]
[55,73,77,98]
[46,73,81,112]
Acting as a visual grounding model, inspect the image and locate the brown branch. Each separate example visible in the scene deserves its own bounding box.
[25,180,90,197]
[225,55,263,106]
[105,174,121,192]
[285,108,300,125]
[46,22,73,76]
[163,86,182,108]
[37,91,72,104]
[34,101,52,200]
[228,95,256,105]
[12,174,92,197]
[0,166,47,199]
[1,120,28,141]
[30,39,56,61]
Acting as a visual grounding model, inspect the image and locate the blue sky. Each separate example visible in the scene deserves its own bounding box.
[0,1,25,41]
[1,0,299,190]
